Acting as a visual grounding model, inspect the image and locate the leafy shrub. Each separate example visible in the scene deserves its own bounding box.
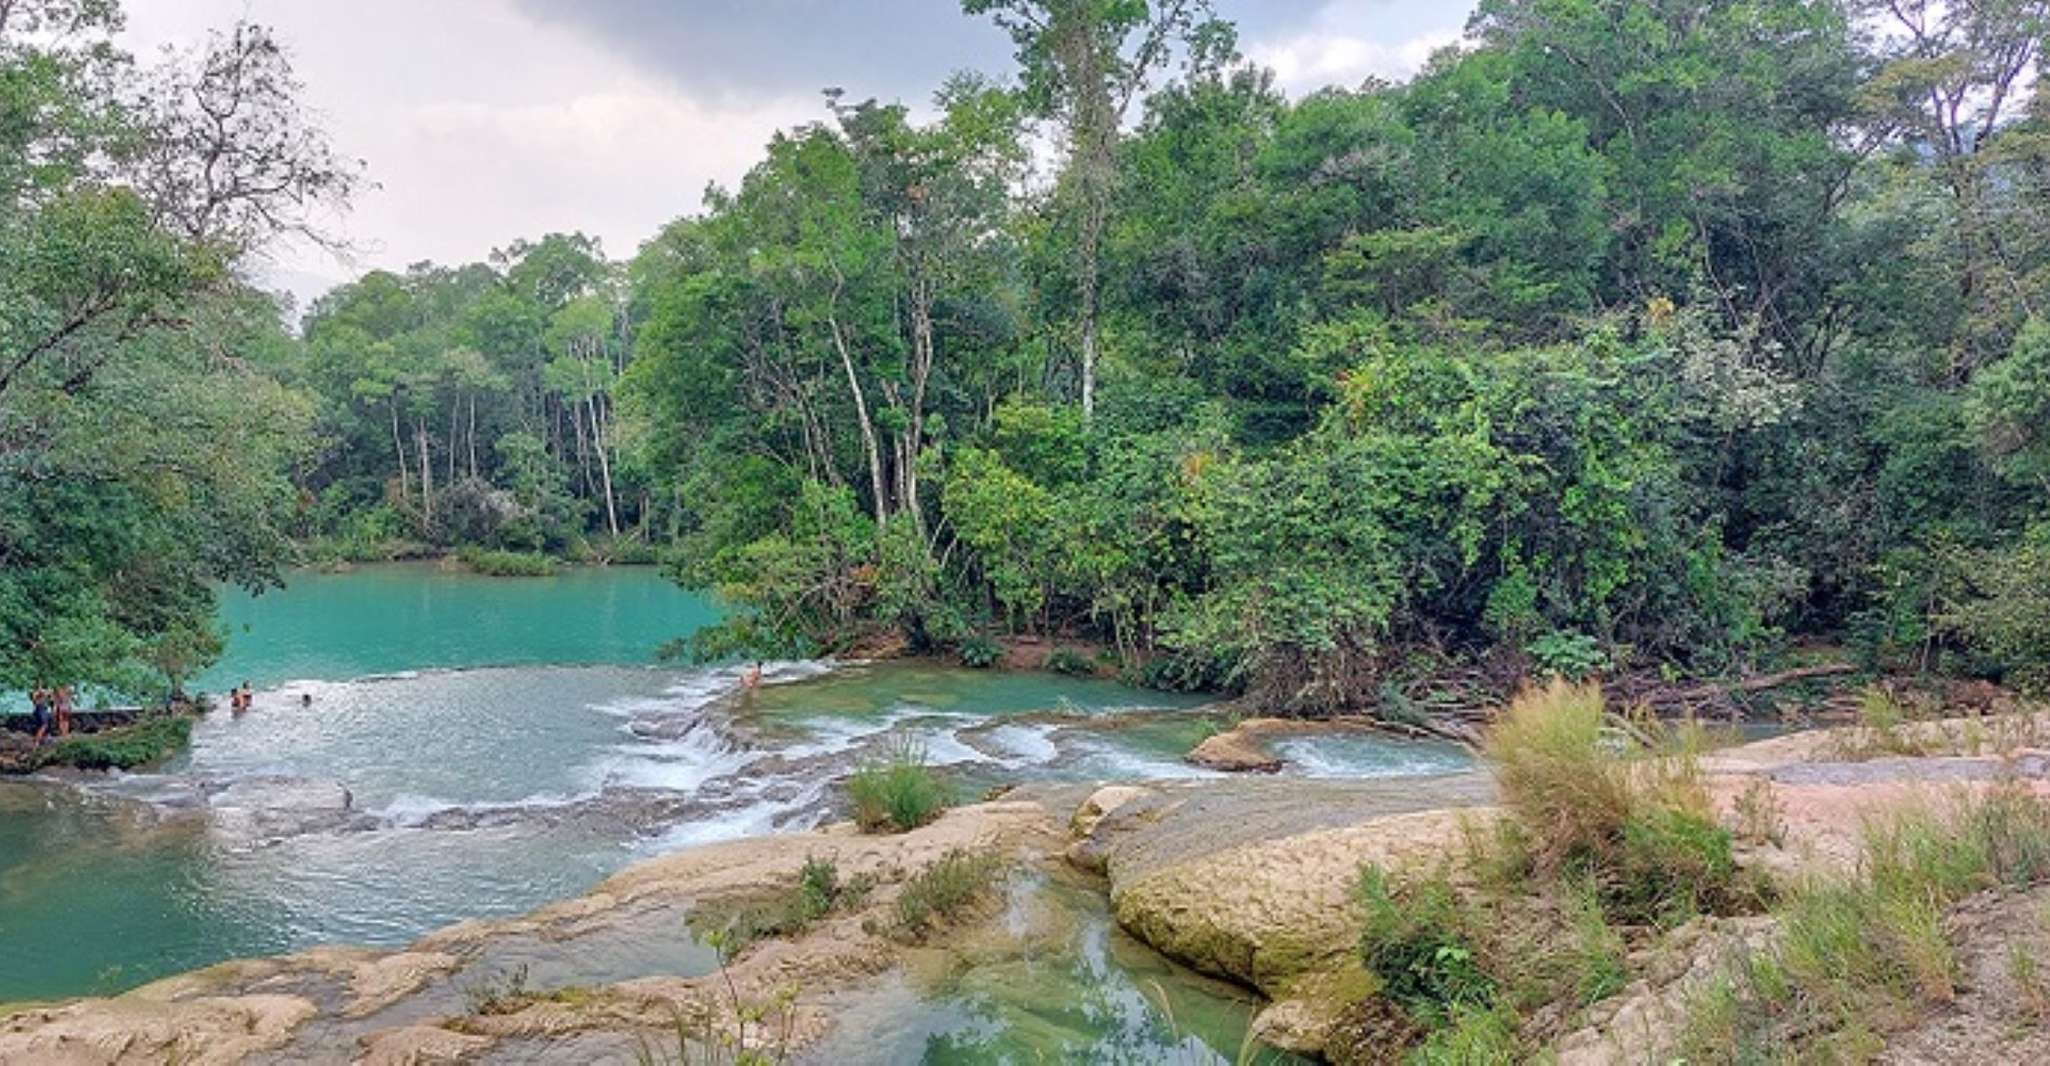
[956,635,1002,669]
[1526,630,1609,681]
[890,848,1006,941]
[34,715,192,771]
[1044,648,1094,676]
[845,735,948,833]
[456,547,559,577]
[1357,865,1495,1016]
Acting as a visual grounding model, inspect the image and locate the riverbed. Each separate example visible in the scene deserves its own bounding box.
[0,564,1470,1059]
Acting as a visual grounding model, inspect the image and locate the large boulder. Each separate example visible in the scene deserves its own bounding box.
[1064,775,1497,1054]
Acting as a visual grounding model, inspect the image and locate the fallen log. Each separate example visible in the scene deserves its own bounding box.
[1643,661,1857,707]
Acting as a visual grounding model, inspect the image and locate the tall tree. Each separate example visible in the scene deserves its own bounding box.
[965,0,1233,417]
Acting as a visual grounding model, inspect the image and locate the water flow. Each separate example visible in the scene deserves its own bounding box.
[0,563,1468,1058]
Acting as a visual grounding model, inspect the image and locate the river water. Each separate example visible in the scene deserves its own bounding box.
[0,564,1470,1060]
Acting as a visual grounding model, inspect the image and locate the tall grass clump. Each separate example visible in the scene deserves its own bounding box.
[889,848,1007,941]
[845,734,949,833]
[1678,783,2050,1060]
[1483,679,1749,924]
[1342,681,1757,1063]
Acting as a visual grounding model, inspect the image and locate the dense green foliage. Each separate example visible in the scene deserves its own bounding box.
[603,0,2050,709]
[31,715,193,771]
[16,0,2050,711]
[1,3,352,698]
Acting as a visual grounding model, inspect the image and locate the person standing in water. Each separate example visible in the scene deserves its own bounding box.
[53,684,73,737]
[741,661,763,693]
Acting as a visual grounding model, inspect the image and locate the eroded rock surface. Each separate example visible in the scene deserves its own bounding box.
[0,801,1064,1065]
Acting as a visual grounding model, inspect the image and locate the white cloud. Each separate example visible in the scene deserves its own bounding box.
[120,0,819,292]
[1250,29,1458,94]
[1242,0,1474,97]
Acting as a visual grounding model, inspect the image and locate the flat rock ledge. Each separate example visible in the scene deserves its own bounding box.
[0,800,1063,1065]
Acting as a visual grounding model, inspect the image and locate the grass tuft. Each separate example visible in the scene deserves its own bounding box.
[890,848,1006,941]
[687,854,873,960]
[845,734,949,833]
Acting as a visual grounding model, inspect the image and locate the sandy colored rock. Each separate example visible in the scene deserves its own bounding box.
[1112,807,1496,993]
[1186,720,1286,772]
[341,951,464,1017]
[1070,784,1152,837]
[356,1023,495,1065]
[0,799,1068,1066]
[0,993,315,1065]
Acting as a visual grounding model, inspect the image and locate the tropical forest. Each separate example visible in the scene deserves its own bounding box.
[5,0,2050,1063]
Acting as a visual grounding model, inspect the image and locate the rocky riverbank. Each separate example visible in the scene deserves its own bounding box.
[9,708,2050,1063]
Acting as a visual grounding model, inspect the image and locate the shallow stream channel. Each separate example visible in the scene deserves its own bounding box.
[0,564,1473,1061]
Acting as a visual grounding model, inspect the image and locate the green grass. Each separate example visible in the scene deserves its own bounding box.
[1482,680,1752,924]
[1675,783,2050,1062]
[456,547,560,576]
[846,736,949,833]
[1339,681,1765,1062]
[32,715,192,771]
[890,848,1007,941]
[687,855,873,960]
[1356,866,1495,1020]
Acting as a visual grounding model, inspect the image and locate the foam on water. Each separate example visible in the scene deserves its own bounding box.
[1270,734,1472,779]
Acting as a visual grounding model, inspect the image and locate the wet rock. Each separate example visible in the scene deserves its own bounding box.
[1186,722,1284,773]
[205,775,361,838]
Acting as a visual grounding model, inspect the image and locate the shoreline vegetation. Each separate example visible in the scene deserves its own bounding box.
[0,703,201,775]
[11,0,2050,738]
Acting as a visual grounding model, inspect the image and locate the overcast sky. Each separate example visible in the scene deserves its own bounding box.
[121,1,1473,307]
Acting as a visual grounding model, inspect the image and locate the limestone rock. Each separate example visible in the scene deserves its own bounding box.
[1070,784,1152,837]
[1186,722,1284,773]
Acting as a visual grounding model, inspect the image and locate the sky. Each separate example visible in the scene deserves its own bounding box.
[120,0,1475,308]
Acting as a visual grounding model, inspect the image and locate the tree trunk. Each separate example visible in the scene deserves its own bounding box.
[826,285,889,528]
[415,419,434,528]
[905,279,935,538]
[588,394,620,536]
[467,394,479,479]
[390,401,411,503]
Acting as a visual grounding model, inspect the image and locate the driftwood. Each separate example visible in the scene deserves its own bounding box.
[1635,662,1857,711]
